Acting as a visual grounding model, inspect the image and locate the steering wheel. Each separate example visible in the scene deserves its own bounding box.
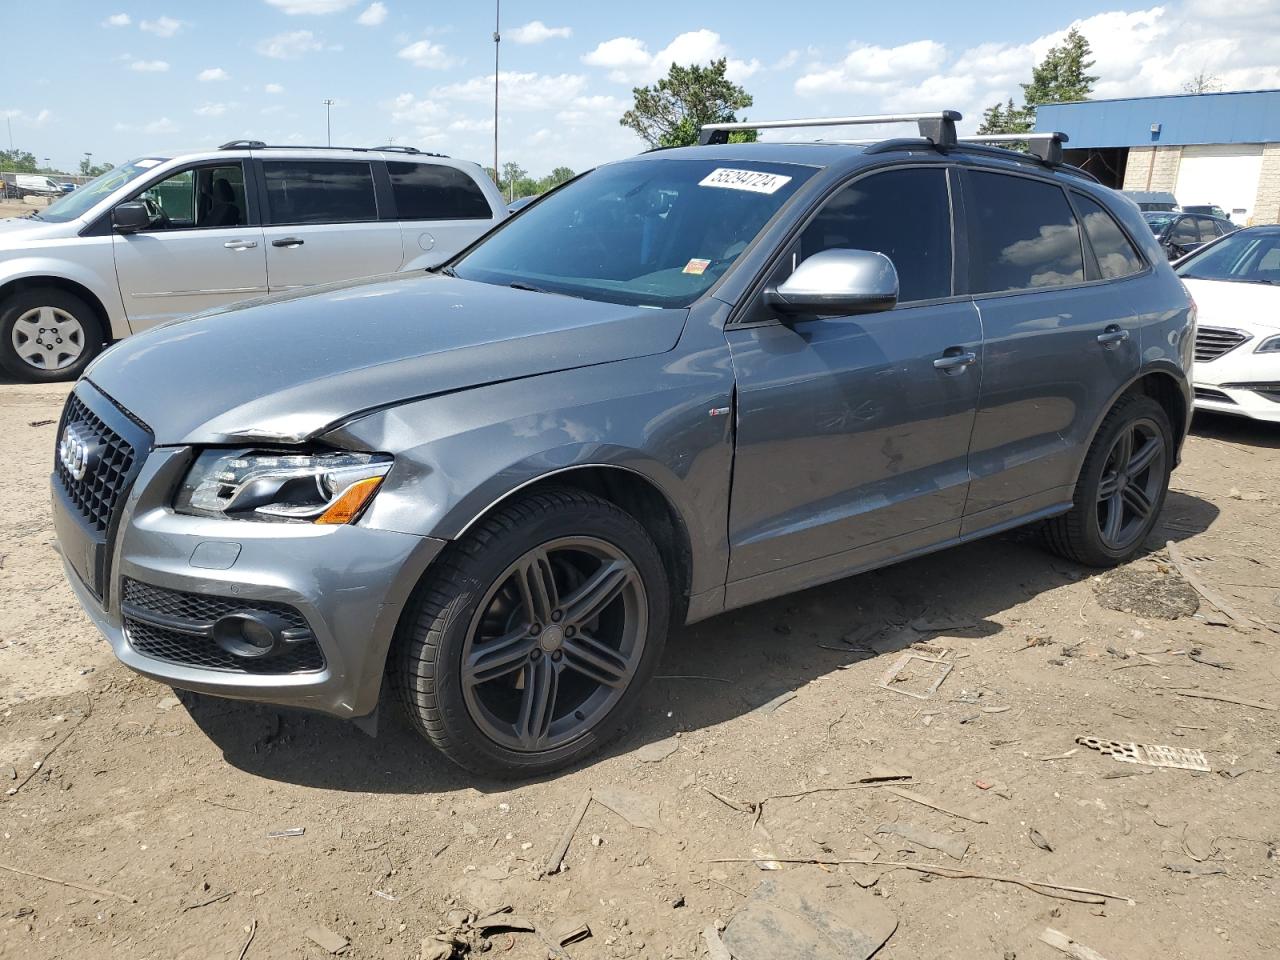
[140,196,170,228]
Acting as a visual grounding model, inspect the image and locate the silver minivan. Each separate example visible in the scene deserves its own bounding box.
[0,141,506,381]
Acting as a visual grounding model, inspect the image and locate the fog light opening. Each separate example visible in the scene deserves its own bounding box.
[212,612,291,659]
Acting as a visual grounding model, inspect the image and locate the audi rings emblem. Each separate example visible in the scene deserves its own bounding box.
[58,424,101,481]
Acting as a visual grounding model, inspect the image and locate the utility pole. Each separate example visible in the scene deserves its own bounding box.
[493,0,500,188]
[6,115,13,152]
[322,99,335,146]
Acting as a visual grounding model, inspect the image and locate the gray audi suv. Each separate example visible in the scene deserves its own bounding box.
[52,113,1194,777]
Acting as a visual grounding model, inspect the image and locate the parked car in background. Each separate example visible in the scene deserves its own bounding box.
[1180,203,1228,219]
[1144,211,1238,260]
[1178,225,1280,423]
[14,174,65,197]
[52,112,1193,777]
[0,141,506,381]
[507,195,537,213]
[1123,190,1179,212]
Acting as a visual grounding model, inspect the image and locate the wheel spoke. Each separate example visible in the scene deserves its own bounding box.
[1121,483,1153,521]
[513,548,558,626]
[1127,435,1161,476]
[1111,428,1133,473]
[562,632,631,688]
[463,627,536,685]
[38,307,57,327]
[561,558,635,628]
[1103,492,1125,543]
[515,657,558,748]
[1097,472,1120,503]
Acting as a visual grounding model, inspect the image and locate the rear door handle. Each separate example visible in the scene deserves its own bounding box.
[272,237,305,248]
[933,349,978,372]
[223,240,257,250]
[1097,326,1130,348]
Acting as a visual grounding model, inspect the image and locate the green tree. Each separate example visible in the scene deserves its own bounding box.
[0,149,39,173]
[1021,26,1098,108]
[976,27,1097,135]
[543,166,576,188]
[620,58,757,148]
[79,158,114,177]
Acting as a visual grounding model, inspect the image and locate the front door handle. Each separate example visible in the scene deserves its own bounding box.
[223,240,257,250]
[272,237,305,248]
[1097,326,1130,348]
[933,349,978,373]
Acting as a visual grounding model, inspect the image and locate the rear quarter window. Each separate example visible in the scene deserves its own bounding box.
[965,170,1084,293]
[1072,193,1144,280]
[387,161,493,220]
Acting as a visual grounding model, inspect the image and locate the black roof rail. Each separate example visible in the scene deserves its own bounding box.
[959,131,1069,165]
[699,111,961,147]
[216,140,449,158]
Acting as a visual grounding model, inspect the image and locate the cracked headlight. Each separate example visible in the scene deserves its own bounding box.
[174,449,393,523]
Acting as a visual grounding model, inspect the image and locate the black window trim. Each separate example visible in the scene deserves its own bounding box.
[84,158,260,235]
[255,157,382,227]
[728,159,966,329]
[385,159,495,223]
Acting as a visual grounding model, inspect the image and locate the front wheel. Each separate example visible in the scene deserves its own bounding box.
[1043,394,1173,567]
[0,288,105,382]
[395,488,670,778]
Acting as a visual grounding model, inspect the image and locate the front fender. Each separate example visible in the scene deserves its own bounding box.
[326,343,737,601]
[0,248,130,339]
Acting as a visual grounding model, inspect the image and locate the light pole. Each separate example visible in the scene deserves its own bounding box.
[322,99,335,146]
[493,0,500,189]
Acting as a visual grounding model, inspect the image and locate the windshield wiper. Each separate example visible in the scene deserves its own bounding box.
[508,281,549,293]
[435,265,457,277]
[25,210,43,221]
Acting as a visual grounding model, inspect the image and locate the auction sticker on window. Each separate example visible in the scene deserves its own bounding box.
[698,168,792,194]
[683,258,711,275]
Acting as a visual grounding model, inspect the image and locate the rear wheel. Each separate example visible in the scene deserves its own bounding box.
[1043,394,1172,567]
[395,488,669,778]
[0,288,104,382]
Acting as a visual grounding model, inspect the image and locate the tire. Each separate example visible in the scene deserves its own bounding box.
[394,487,670,778]
[1043,394,1173,567]
[0,287,105,383]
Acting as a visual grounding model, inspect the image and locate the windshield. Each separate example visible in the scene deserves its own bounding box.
[36,158,169,223]
[1176,231,1280,285]
[1144,213,1176,233]
[454,158,815,308]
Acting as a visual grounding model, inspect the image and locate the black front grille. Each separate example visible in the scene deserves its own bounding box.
[55,392,138,534]
[1193,387,1235,404]
[122,578,325,674]
[1195,326,1250,363]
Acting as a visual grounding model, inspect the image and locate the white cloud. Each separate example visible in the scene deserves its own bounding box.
[256,30,325,59]
[430,71,588,110]
[194,102,233,117]
[582,29,758,85]
[128,60,170,73]
[508,20,572,44]
[265,0,356,13]
[2,108,53,127]
[115,117,180,135]
[355,2,386,26]
[140,16,182,37]
[397,39,458,69]
[387,92,445,125]
[198,67,229,82]
[556,94,627,126]
[102,13,130,27]
[264,82,285,94]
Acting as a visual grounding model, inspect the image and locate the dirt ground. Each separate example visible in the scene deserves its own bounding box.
[2,378,1278,960]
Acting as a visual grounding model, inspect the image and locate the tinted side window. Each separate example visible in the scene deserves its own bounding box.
[1198,218,1221,242]
[965,171,1084,292]
[388,162,493,220]
[800,167,952,302]
[1073,193,1143,280]
[263,160,377,225]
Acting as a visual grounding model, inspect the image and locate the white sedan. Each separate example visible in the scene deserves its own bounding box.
[1176,226,1280,423]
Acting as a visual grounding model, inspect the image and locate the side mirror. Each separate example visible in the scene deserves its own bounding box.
[112,201,151,233]
[765,249,899,317]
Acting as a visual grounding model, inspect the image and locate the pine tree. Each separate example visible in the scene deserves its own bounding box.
[975,27,1097,136]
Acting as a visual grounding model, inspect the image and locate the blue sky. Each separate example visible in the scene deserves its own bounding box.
[5,0,1280,175]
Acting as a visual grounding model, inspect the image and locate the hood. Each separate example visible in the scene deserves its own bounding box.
[1182,277,1280,335]
[86,272,688,445]
[0,215,76,246]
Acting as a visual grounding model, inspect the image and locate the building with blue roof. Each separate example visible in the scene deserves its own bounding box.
[1035,89,1280,224]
